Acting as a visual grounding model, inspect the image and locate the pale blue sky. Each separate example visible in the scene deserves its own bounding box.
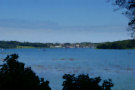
[0,0,130,43]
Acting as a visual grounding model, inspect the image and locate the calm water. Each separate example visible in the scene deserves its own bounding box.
[0,48,135,90]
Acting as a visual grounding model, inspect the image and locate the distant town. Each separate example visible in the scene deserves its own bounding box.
[47,42,98,48]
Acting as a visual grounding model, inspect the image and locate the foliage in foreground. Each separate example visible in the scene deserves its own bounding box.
[0,54,51,90]
[62,74,113,90]
[0,54,114,90]
[113,0,135,39]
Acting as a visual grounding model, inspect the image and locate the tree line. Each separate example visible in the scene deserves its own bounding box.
[97,39,135,49]
[0,54,114,90]
[0,41,49,49]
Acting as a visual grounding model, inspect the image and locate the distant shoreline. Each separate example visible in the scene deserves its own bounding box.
[0,41,98,49]
[0,39,135,49]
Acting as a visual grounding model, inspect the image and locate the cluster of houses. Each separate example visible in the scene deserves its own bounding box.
[50,43,97,48]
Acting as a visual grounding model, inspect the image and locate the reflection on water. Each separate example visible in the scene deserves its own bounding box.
[0,48,135,90]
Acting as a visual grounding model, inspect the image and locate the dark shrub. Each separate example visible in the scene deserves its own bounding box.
[62,74,113,90]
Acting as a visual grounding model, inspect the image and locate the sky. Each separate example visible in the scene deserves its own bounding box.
[0,0,131,43]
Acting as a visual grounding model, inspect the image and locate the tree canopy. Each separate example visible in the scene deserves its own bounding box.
[112,0,135,39]
[0,54,51,90]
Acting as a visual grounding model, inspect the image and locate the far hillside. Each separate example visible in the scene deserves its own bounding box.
[97,39,135,49]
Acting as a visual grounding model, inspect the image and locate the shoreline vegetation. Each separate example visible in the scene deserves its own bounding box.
[97,39,135,49]
[0,39,135,49]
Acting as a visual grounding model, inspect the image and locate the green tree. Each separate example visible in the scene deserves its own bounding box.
[62,74,113,90]
[0,54,51,90]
